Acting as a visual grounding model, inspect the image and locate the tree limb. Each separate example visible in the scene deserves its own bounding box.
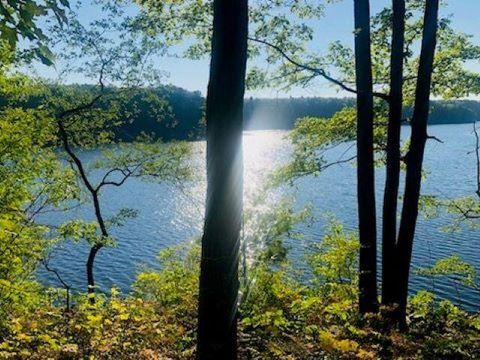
[249,36,390,102]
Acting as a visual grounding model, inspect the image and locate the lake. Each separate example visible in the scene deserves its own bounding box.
[38,123,480,311]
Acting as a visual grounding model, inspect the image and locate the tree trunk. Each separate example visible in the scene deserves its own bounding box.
[353,0,378,314]
[86,244,101,303]
[381,0,406,307]
[58,120,108,304]
[395,0,439,325]
[84,190,108,303]
[196,0,248,358]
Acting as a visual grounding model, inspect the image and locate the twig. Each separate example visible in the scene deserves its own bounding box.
[426,134,444,143]
[42,257,71,311]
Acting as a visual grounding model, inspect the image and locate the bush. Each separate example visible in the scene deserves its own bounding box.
[2,229,479,359]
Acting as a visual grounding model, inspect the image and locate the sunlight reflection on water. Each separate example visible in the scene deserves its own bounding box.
[38,125,480,311]
[242,130,289,196]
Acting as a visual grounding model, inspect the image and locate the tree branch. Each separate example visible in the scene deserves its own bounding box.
[249,36,390,102]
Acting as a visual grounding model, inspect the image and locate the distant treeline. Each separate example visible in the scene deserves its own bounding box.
[244,97,356,129]
[126,89,480,135]
[244,97,480,129]
[6,84,480,140]
[118,85,205,141]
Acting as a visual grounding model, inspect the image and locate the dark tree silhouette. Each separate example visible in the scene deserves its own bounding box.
[353,0,378,314]
[196,0,248,358]
[382,0,406,307]
[57,101,109,303]
[396,0,440,325]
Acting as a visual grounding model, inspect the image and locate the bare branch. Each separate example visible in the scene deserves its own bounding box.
[42,257,71,311]
[426,134,444,143]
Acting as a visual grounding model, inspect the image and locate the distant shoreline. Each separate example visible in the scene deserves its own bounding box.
[8,84,478,140]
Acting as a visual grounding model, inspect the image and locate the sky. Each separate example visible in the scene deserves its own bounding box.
[34,0,480,99]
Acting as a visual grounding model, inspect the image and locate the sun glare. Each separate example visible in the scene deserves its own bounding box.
[242,130,287,196]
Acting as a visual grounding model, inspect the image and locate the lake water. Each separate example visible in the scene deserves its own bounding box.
[38,123,480,311]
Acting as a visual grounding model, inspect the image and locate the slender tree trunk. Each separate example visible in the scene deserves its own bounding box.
[395,0,439,325]
[86,244,101,301]
[353,0,378,314]
[86,192,107,303]
[381,0,406,307]
[196,0,248,358]
[58,120,108,303]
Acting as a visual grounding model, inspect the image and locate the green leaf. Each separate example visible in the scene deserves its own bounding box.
[0,26,17,48]
[35,45,55,66]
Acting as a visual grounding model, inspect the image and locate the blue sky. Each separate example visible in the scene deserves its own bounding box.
[36,0,480,98]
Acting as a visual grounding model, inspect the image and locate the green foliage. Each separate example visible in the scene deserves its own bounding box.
[419,194,480,232]
[0,291,196,359]
[1,223,480,359]
[442,196,480,230]
[418,255,478,289]
[270,108,357,185]
[100,141,193,183]
[135,0,322,78]
[377,2,480,101]
[58,219,115,247]
[49,2,165,87]
[27,1,195,298]
[268,100,394,185]
[407,291,480,359]
[261,1,480,187]
[1,2,479,359]
[0,0,194,308]
[44,2,171,145]
[0,42,77,322]
[308,220,359,299]
[283,1,480,102]
[243,192,312,266]
[0,0,68,64]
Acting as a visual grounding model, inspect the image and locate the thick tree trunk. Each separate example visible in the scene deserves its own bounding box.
[395,0,439,325]
[381,0,406,307]
[353,0,378,314]
[196,0,248,358]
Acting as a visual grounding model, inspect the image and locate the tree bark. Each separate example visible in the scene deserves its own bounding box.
[353,0,378,314]
[196,0,248,358]
[86,191,108,303]
[86,244,101,300]
[381,0,406,307]
[395,0,439,325]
